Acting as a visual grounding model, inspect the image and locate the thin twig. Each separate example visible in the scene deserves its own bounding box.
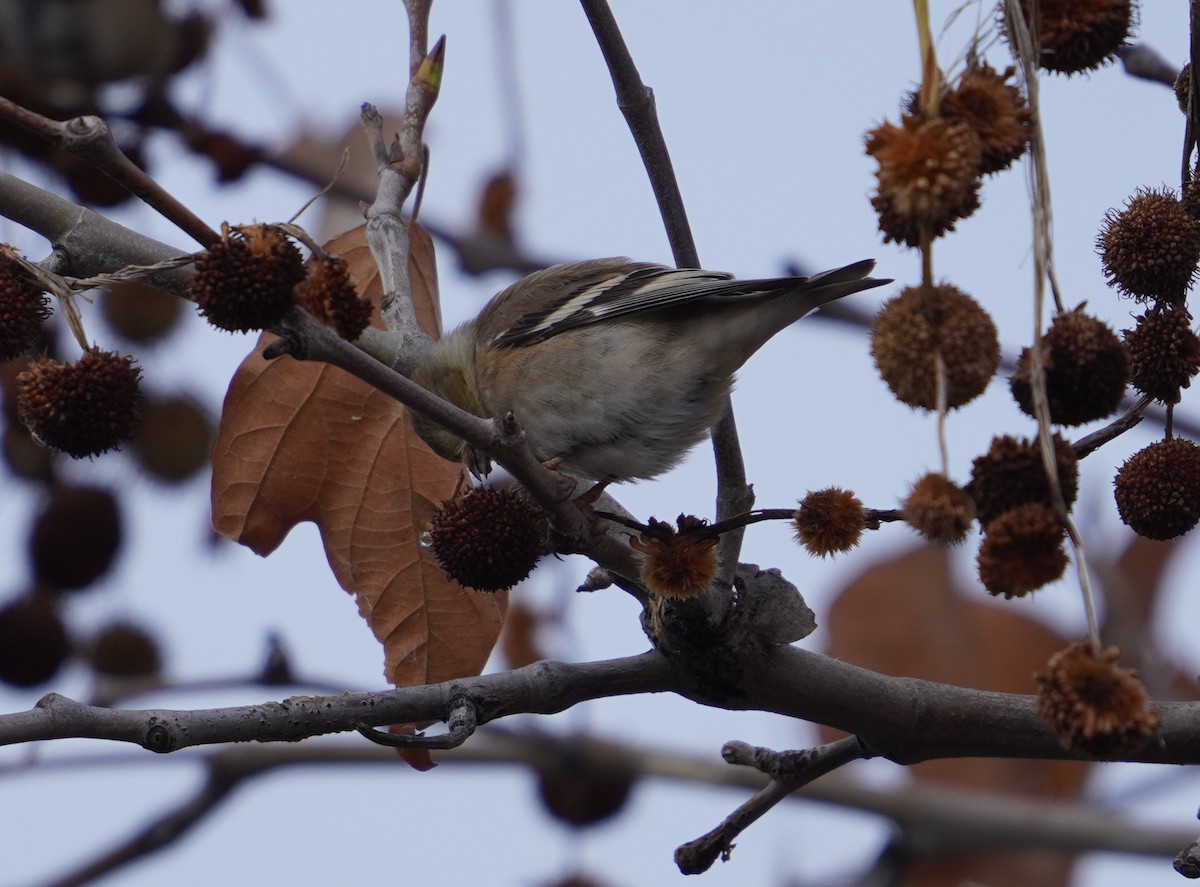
[1072,394,1153,459]
[356,696,477,750]
[0,95,219,247]
[23,729,1200,887]
[41,768,241,887]
[1009,0,1099,649]
[262,308,641,582]
[596,507,903,538]
[578,0,749,614]
[675,736,866,873]
[577,0,697,267]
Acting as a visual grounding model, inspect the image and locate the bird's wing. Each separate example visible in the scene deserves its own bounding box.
[490,261,879,348]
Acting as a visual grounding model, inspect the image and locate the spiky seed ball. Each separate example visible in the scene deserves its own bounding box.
[535,746,636,828]
[793,488,865,557]
[1114,437,1200,540]
[940,64,1032,175]
[101,281,183,344]
[0,248,49,362]
[1009,308,1129,425]
[294,255,373,341]
[630,515,719,599]
[1036,640,1159,757]
[977,503,1068,598]
[1124,304,1200,404]
[1007,0,1133,76]
[871,283,1000,411]
[132,394,213,484]
[1185,175,1200,224]
[90,621,162,677]
[0,594,71,687]
[29,485,122,590]
[16,347,142,458]
[1097,188,1200,304]
[191,224,305,332]
[1177,63,1192,115]
[967,433,1079,527]
[429,486,546,592]
[865,114,982,247]
[903,472,975,544]
[2,424,56,482]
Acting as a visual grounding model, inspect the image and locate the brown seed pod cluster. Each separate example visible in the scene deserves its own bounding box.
[16,347,143,458]
[101,281,183,345]
[132,394,214,484]
[28,485,123,591]
[902,472,975,544]
[967,433,1077,597]
[191,224,306,332]
[89,621,162,678]
[976,502,1068,598]
[793,487,866,558]
[535,746,636,828]
[871,283,1000,411]
[1185,173,1200,223]
[630,514,720,599]
[938,64,1032,175]
[865,115,982,248]
[294,255,373,341]
[1176,63,1192,116]
[1036,640,1159,757]
[868,59,1033,248]
[1005,0,1134,76]
[428,485,546,592]
[0,247,50,363]
[1009,308,1129,426]
[0,593,71,688]
[1113,437,1200,540]
[1123,304,1200,404]
[967,432,1078,526]
[1097,188,1200,305]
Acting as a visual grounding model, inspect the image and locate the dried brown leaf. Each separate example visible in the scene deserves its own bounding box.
[211,223,505,689]
[475,168,519,243]
[821,545,1087,887]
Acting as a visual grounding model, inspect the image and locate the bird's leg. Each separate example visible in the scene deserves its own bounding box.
[576,478,612,506]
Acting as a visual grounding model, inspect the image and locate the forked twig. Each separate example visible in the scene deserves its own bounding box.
[0,95,219,247]
[675,736,867,874]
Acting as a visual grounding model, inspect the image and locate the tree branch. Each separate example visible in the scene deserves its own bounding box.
[0,96,219,246]
[21,726,1198,887]
[0,654,676,751]
[6,641,1200,767]
[676,735,867,873]
[579,0,750,624]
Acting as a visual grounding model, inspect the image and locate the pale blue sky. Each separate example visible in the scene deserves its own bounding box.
[0,3,1195,886]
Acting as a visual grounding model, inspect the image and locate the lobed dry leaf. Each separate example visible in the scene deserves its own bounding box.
[821,545,1088,887]
[211,223,506,691]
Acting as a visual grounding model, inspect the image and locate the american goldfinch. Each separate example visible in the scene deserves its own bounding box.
[411,257,887,482]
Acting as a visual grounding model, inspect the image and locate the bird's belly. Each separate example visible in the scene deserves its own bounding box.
[485,336,730,481]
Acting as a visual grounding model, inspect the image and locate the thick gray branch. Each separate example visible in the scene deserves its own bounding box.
[5,645,1200,767]
[1,654,675,751]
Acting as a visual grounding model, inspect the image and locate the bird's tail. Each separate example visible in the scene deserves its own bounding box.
[800,259,890,309]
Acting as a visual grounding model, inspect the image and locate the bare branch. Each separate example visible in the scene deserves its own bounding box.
[0,655,674,751]
[356,695,477,750]
[19,728,1198,887]
[578,0,750,625]
[0,95,219,246]
[6,640,1200,770]
[676,736,867,873]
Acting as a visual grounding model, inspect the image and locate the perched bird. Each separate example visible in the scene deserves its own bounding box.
[410,258,888,482]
